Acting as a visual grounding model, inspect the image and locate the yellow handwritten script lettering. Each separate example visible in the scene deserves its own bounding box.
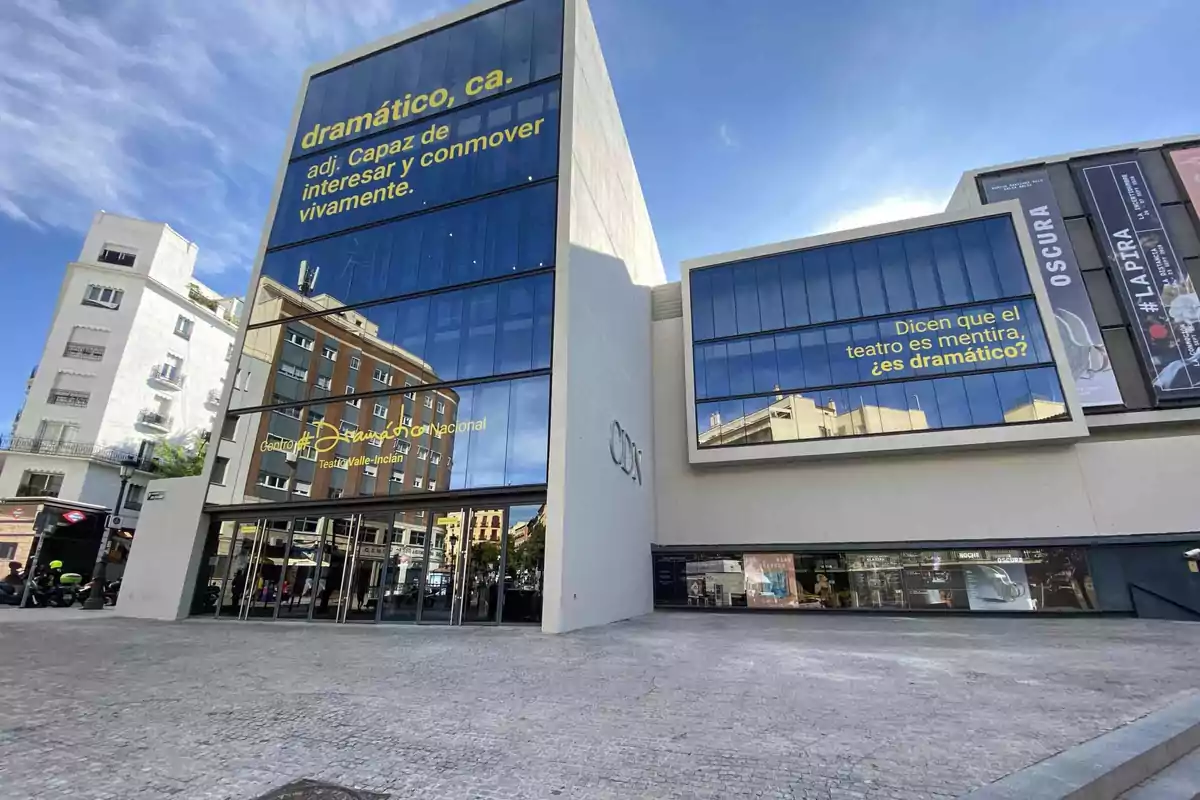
[259,418,486,456]
[298,69,512,151]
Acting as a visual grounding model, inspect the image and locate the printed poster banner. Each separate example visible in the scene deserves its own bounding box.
[1079,159,1200,397]
[981,169,1123,407]
[963,553,1035,612]
[1169,146,1200,212]
[743,553,799,609]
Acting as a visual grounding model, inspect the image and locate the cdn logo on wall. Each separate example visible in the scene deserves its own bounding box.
[609,420,643,486]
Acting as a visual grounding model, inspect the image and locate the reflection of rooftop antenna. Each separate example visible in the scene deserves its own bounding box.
[298,259,319,296]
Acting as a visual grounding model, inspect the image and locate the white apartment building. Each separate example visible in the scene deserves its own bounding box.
[0,212,241,529]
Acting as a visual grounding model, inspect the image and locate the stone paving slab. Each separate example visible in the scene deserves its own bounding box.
[1,612,1198,800]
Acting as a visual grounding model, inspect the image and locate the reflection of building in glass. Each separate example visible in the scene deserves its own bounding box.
[1002,399,1068,423]
[699,393,929,446]
[216,276,458,504]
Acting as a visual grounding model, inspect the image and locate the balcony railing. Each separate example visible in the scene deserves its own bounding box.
[137,410,173,430]
[149,365,185,388]
[47,389,90,407]
[63,342,105,361]
[0,435,142,467]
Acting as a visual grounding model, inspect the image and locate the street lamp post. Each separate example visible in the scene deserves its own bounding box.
[83,461,135,610]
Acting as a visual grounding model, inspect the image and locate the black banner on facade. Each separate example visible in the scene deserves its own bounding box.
[981,169,1123,407]
[1079,159,1200,398]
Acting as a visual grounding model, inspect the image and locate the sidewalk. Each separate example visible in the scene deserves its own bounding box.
[0,605,116,622]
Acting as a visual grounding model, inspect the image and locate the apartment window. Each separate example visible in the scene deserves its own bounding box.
[18,471,63,498]
[390,471,405,483]
[82,285,123,309]
[123,484,146,511]
[423,395,434,409]
[278,361,308,381]
[274,405,301,420]
[345,386,360,407]
[220,417,237,441]
[428,480,437,491]
[0,543,16,561]
[35,421,79,450]
[433,427,443,439]
[349,356,361,370]
[48,371,92,407]
[363,464,378,477]
[413,476,423,488]
[321,345,337,361]
[156,354,184,384]
[257,472,288,490]
[174,315,194,340]
[98,246,136,267]
[436,400,446,414]
[340,421,358,434]
[306,409,325,426]
[315,375,332,390]
[294,480,312,497]
[211,456,229,485]
[402,414,413,426]
[398,442,411,455]
[299,442,317,461]
[373,403,388,418]
[295,517,320,534]
[328,487,344,498]
[372,367,393,385]
[64,326,108,361]
[417,446,429,461]
[431,453,441,466]
[286,329,315,350]
[404,379,417,399]
[409,528,426,547]
[367,437,381,448]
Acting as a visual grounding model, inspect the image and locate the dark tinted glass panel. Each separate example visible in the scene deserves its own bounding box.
[877,237,914,313]
[851,241,888,317]
[750,336,778,394]
[803,250,835,324]
[756,261,785,331]
[962,373,1004,426]
[726,340,753,395]
[986,216,1031,298]
[827,245,861,320]
[733,264,762,335]
[956,220,1002,301]
[253,182,555,318]
[933,377,971,428]
[775,333,803,390]
[690,270,715,341]
[702,343,729,399]
[930,227,970,305]
[292,0,563,157]
[799,329,831,387]
[710,267,737,339]
[271,82,560,248]
[903,231,942,308]
[779,254,810,328]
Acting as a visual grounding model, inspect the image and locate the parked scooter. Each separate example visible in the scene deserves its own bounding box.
[26,562,83,607]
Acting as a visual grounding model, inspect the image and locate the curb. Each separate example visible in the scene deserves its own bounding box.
[960,691,1200,799]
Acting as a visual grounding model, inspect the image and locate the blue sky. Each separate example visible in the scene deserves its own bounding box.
[0,0,1198,432]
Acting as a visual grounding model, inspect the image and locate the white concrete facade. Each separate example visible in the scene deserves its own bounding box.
[0,213,239,528]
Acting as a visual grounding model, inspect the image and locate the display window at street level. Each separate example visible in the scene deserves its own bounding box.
[652,548,1097,612]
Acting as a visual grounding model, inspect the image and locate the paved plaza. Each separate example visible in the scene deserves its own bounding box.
[0,611,1198,800]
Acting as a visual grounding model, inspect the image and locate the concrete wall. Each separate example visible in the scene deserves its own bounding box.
[541,0,660,633]
[115,475,210,620]
[652,315,1200,547]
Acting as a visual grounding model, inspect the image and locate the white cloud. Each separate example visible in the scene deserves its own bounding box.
[717,122,736,148]
[0,0,448,277]
[817,196,946,235]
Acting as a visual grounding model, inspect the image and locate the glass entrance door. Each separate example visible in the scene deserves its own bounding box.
[419,506,504,625]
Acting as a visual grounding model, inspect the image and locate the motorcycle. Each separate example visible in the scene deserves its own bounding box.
[77,578,121,607]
